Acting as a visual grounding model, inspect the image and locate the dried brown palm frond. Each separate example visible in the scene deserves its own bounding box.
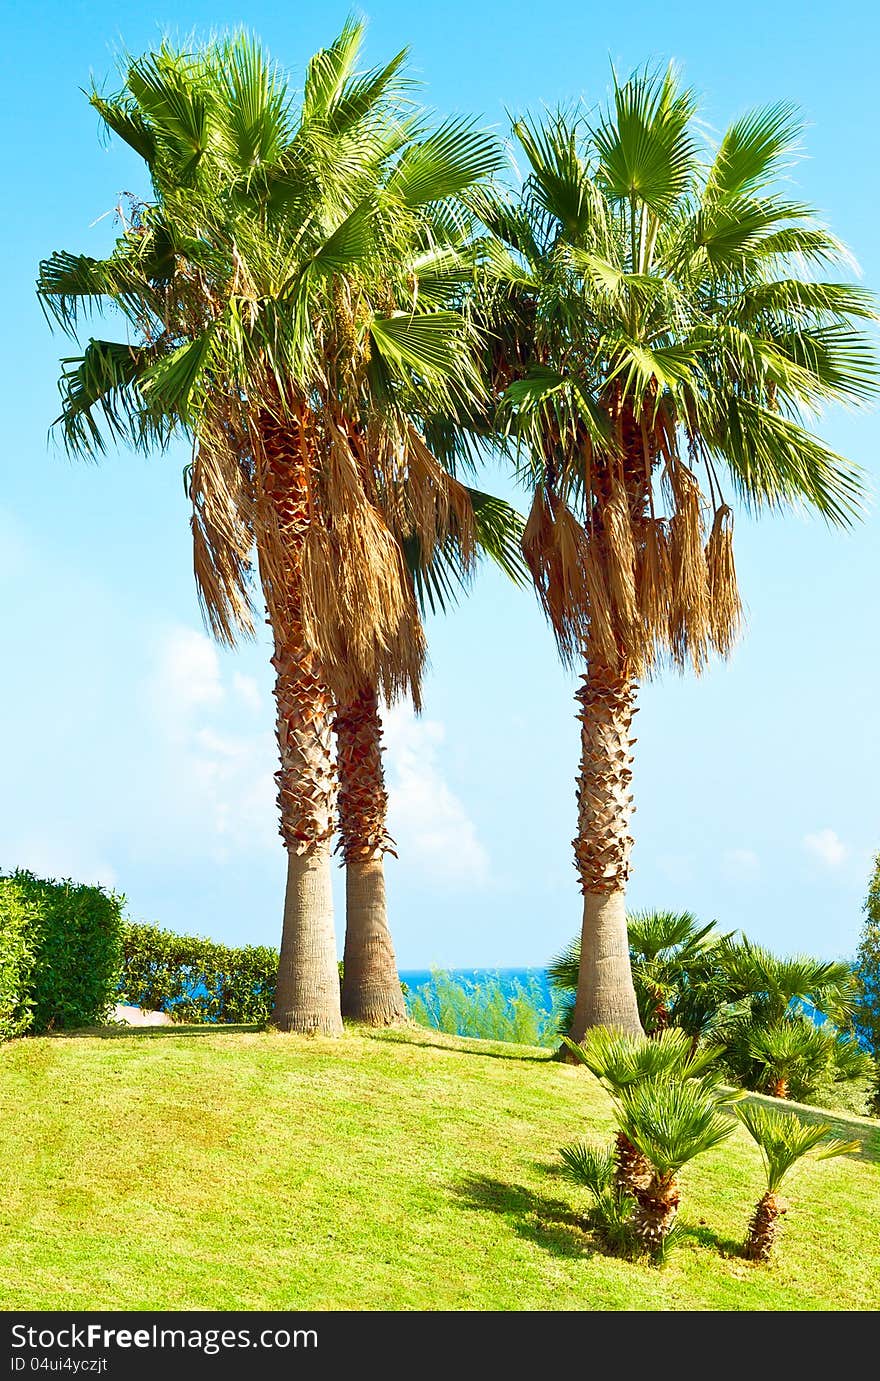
[706,504,743,656]
[582,528,618,668]
[300,501,422,705]
[188,411,257,645]
[668,464,711,672]
[635,516,672,663]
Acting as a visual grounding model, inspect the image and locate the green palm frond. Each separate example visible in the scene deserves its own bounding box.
[737,1102,858,1192]
[563,1026,724,1092]
[616,1076,735,1177]
[212,31,293,172]
[707,396,865,526]
[388,116,503,208]
[559,1142,616,1195]
[89,91,157,164]
[628,910,717,961]
[705,102,802,199]
[55,339,167,457]
[592,65,698,218]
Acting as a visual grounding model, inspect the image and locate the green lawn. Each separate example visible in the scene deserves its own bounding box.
[1,1024,878,1311]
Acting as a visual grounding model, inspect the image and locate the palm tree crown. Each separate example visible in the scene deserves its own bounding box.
[478,68,876,675]
[38,24,502,704]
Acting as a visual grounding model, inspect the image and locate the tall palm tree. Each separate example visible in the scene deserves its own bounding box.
[336,489,525,1026]
[737,1103,857,1261]
[474,70,876,1040]
[37,25,500,1033]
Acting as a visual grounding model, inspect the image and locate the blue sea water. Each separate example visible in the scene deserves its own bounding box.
[400,967,554,1005]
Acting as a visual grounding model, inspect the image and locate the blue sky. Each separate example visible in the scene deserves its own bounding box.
[2,0,878,968]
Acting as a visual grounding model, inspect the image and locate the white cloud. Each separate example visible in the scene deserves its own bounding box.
[722,847,760,879]
[154,626,224,723]
[232,672,263,712]
[382,703,490,886]
[144,627,278,859]
[803,828,849,869]
[8,837,117,892]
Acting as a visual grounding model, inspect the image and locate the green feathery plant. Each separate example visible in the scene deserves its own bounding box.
[558,1142,634,1254]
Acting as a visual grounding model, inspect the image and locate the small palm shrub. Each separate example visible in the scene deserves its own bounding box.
[551,921,870,1109]
[561,1029,734,1260]
[615,1077,735,1256]
[737,1103,858,1261]
[409,969,564,1046]
[733,1016,872,1102]
[558,1143,634,1254]
[564,1027,725,1193]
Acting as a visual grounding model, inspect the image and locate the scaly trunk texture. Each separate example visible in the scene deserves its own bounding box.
[632,1174,681,1255]
[614,1131,652,1195]
[771,1075,790,1099]
[744,1191,786,1262]
[263,413,342,1035]
[568,664,643,1042]
[335,687,406,1026]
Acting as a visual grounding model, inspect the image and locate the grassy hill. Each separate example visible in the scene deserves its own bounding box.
[1,1024,878,1311]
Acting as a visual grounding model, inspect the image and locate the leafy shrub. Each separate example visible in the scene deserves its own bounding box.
[120,922,278,1024]
[0,870,124,1034]
[409,968,564,1047]
[0,880,37,1040]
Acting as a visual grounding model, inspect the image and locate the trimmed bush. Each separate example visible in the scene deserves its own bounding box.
[120,923,278,1024]
[0,880,37,1040]
[0,870,124,1035]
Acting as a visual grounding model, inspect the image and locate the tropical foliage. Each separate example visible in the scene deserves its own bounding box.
[409,969,564,1046]
[855,853,880,1111]
[737,1103,858,1261]
[551,913,871,1106]
[561,1027,735,1258]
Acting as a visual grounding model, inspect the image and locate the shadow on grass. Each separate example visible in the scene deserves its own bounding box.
[48,1023,264,1041]
[677,1222,744,1258]
[454,1174,596,1259]
[372,1025,556,1064]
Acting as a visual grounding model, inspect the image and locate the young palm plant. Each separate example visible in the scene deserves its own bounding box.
[742,1017,871,1100]
[737,1103,858,1261]
[615,1076,735,1256]
[563,1025,724,1192]
[38,26,501,1033]
[475,71,876,1040]
[558,1142,634,1253]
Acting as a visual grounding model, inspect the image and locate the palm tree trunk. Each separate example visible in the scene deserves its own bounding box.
[261,412,342,1035]
[568,663,643,1042]
[744,1191,786,1261]
[334,686,406,1026]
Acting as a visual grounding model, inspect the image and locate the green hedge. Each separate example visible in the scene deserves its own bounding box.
[119,923,278,1024]
[0,880,37,1040]
[0,870,124,1036]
